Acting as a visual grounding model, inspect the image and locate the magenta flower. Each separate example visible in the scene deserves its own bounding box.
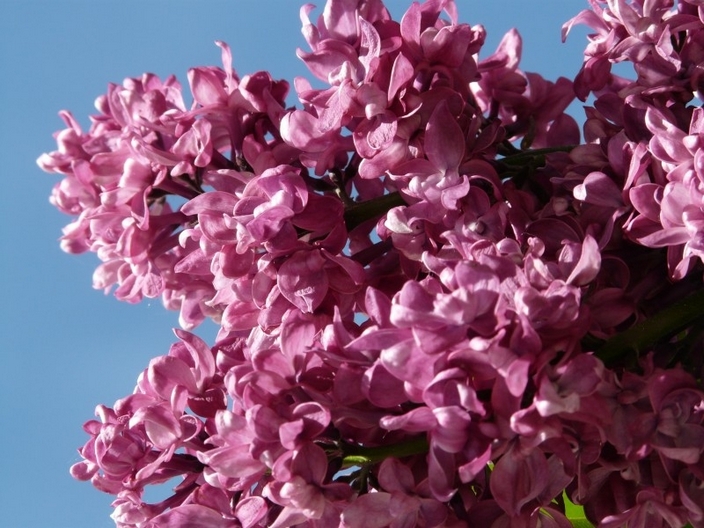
[388,100,469,210]
[265,443,354,527]
[41,0,704,526]
[563,0,703,101]
[341,458,448,527]
[625,106,704,278]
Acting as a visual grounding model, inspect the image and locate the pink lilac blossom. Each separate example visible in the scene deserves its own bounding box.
[39,0,704,526]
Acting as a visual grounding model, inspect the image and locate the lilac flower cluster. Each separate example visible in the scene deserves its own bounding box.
[39,0,704,527]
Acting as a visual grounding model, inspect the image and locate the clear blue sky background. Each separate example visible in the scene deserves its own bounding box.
[1,1,588,526]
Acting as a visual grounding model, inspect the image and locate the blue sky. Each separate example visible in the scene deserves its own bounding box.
[0,1,588,526]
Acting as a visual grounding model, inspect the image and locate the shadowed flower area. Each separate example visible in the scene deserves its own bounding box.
[39,0,704,526]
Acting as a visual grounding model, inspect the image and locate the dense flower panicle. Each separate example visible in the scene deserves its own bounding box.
[561,0,704,281]
[562,0,704,102]
[622,106,704,278]
[284,0,492,183]
[38,44,296,329]
[473,28,581,149]
[40,0,704,526]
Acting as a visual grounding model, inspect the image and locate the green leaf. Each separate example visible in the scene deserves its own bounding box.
[570,521,595,528]
[563,492,595,528]
[596,288,704,365]
[340,436,429,467]
[343,192,405,230]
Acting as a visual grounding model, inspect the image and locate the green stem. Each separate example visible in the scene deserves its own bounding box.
[343,192,406,231]
[498,145,576,165]
[156,176,202,199]
[340,436,429,468]
[596,287,704,366]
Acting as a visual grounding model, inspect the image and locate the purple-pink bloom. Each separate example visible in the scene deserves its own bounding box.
[44,0,704,526]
